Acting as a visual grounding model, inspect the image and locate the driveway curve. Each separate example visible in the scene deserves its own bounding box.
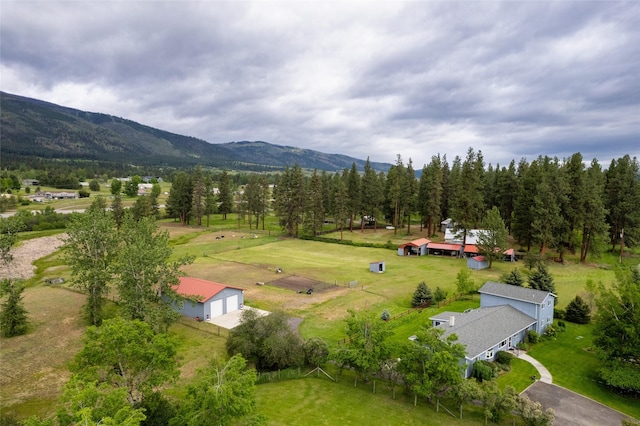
[518,352,553,383]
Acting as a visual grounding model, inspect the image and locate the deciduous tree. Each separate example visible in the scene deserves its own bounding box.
[173,355,262,426]
[114,214,193,333]
[476,206,509,268]
[72,318,179,406]
[63,198,118,326]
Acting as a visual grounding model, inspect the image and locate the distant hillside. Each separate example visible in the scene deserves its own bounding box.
[0,92,391,173]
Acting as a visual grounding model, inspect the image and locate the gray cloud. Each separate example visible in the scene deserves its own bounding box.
[2,1,638,169]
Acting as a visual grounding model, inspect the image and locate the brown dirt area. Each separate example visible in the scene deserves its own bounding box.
[0,235,65,280]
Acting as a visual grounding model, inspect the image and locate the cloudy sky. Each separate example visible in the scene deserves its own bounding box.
[2,1,638,168]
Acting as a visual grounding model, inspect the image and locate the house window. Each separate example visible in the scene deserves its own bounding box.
[486,349,494,359]
[500,340,507,348]
[548,299,552,306]
[547,317,551,323]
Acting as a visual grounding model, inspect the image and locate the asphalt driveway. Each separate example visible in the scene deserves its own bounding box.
[522,381,634,426]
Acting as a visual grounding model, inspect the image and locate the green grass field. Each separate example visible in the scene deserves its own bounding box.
[3,217,639,422]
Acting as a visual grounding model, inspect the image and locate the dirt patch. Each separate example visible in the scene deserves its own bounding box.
[0,235,65,280]
[268,275,337,293]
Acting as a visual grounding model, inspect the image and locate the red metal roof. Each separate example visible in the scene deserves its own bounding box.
[175,276,243,303]
[471,255,487,261]
[399,238,431,248]
[427,243,462,250]
[504,248,515,255]
[463,245,479,253]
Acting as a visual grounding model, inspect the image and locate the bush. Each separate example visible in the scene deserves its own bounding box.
[89,179,100,191]
[557,320,566,330]
[78,189,90,198]
[471,360,495,382]
[527,330,539,344]
[495,350,515,366]
[433,286,447,303]
[543,324,557,338]
[380,309,390,321]
[554,308,565,319]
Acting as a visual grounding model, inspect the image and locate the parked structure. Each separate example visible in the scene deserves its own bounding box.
[174,276,244,321]
[425,242,463,257]
[397,238,431,256]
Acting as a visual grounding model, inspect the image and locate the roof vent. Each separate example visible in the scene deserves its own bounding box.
[449,315,455,327]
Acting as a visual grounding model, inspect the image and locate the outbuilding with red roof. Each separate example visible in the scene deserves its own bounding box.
[397,238,431,256]
[174,276,245,321]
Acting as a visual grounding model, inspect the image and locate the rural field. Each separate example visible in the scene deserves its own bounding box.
[1,219,639,423]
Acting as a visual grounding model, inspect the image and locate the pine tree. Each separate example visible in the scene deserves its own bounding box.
[0,280,28,337]
[504,269,524,287]
[565,295,591,324]
[412,281,433,307]
[528,264,555,293]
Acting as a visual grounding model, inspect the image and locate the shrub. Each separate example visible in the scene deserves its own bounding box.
[472,360,495,382]
[557,320,566,330]
[380,309,390,321]
[433,286,447,303]
[543,324,557,338]
[78,189,90,198]
[495,350,515,366]
[527,330,539,344]
[554,308,565,319]
[89,179,100,191]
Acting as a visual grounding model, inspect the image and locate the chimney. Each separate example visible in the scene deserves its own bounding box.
[449,315,455,327]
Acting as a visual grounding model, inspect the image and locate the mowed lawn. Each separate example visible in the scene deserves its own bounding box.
[526,322,640,419]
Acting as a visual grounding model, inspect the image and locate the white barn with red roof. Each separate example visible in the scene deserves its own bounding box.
[175,276,245,321]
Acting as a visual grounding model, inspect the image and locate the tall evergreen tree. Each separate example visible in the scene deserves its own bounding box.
[512,158,536,251]
[530,156,563,255]
[496,160,518,234]
[503,268,524,287]
[331,171,349,240]
[384,155,405,234]
[273,165,305,237]
[360,158,382,231]
[404,159,418,235]
[217,170,234,220]
[346,163,361,231]
[303,169,325,236]
[450,148,485,243]
[411,281,433,307]
[604,155,640,253]
[580,159,608,262]
[191,166,206,226]
[165,171,193,225]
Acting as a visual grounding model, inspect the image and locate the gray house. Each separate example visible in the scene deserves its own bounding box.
[174,276,244,321]
[429,281,556,377]
[478,281,556,335]
[431,305,537,378]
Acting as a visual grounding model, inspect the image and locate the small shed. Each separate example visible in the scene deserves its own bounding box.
[398,238,431,256]
[467,255,489,270]
[369,260,385,273]
[174,276,245,321]
[503,248,516,262]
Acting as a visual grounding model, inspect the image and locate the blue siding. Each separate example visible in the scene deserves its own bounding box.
[480,293,555,334]
[463,327,532,378]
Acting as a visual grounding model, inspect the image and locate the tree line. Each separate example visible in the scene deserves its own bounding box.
[164,150,639,263]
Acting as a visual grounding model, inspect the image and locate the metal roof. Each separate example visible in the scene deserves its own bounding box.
[175,276,243,303]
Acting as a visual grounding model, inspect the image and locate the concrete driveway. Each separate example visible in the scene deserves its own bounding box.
[522,381,634,426]
[207,306,270,329]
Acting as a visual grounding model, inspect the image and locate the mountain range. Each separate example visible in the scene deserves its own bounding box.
[0,91,391,173]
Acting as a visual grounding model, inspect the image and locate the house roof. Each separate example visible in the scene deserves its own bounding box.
[427,242,462,251]
[471,256,487,262]
[431,305,537,359]
[399,238,431,248]
[464,245,479,253]
[175,276,243,303]
[478,281,556,305]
